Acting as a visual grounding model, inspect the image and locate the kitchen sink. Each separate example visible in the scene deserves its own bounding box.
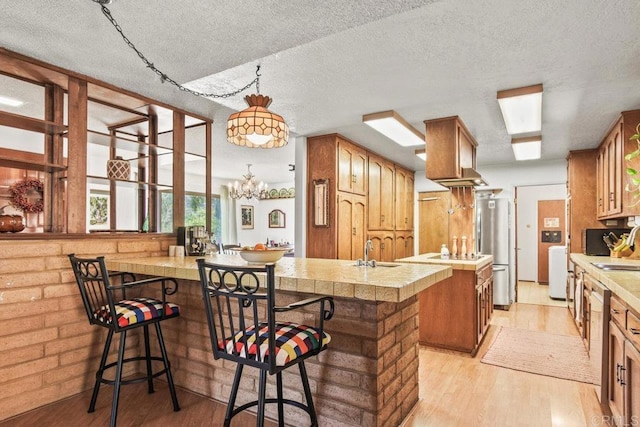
[352,261,400,268]
[591,262,640,271]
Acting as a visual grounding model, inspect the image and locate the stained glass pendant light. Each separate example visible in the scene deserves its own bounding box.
[227,94,289,148]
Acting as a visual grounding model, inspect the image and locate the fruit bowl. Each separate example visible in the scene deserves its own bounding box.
[239,249,287,264]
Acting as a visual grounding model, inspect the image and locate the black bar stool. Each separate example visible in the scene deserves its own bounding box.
[196,259,334,427]
[68,254,181,427]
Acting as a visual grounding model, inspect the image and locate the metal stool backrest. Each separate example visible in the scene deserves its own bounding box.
[68,254,132,329]
[197,259,282,373]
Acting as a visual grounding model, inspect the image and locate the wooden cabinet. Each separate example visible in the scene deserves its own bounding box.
[424,116,477,181]
[607,296,640,425]
[566,150,601,254]
[395,166,414,231]
[368,231,395,262]
[597,110,640,220]
[338,138,367,195]
[395,231,414,260]
[307,134,369,259]
[368,154,394,230]
[337,192,366,260]
[307,133,415,260]
[418,263,493,355]
[609,320,626,424]
[597,123,624,218]
[475,263,493,344]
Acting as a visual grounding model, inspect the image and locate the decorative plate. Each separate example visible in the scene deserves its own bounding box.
[269,189,278,198]
[279,188,288,198]
[288,187,295,197]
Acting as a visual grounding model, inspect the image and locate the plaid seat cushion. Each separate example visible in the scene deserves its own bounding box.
[93,297,180,328]
[219,322,330,366]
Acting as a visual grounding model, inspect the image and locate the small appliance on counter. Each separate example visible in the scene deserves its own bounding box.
[177,226,208,256]
[583,228,631,256]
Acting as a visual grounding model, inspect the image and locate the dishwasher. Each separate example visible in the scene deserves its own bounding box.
[584,273,611,404]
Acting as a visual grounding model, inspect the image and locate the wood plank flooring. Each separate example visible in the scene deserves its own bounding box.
[1,303,605,427]
[403,303,606,427]
[518,280,567,308]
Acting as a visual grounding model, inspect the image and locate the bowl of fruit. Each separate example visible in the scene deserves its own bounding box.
[239,243,287,264]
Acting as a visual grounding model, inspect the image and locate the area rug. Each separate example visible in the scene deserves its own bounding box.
[480,326,597,384]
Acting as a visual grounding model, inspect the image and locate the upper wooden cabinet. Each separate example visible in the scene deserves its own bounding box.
[566,149,601,253]
[338,138,367,195]
[307,133,415,260]
[597,110,640,220]
[395,166,414,231]
[368,153,395,230]
[424,116,477,181]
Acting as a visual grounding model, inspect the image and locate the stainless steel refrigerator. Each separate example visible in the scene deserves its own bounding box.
[476,197,512,307]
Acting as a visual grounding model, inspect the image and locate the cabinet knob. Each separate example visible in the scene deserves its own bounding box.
[609,192,614,201]
[381,214,385,222]
[598,198,602,207]
[352,227,356,236]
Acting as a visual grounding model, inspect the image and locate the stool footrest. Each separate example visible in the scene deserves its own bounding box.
[97,356,171,386]
[230,398,313,422]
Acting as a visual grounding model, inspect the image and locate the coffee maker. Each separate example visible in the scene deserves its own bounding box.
[177,226,208,256]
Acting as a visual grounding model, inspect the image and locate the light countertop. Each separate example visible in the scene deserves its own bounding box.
[106,255,453,303]
[570,253,640,314]
[395,253,494,271]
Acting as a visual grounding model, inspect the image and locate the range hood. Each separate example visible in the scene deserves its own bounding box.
[432,168,488,187]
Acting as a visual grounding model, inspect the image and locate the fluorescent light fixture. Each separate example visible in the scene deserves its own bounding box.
[497,84,543,135]
[512,136,541,161]
[0,96,24,107]
[363,110,425,147]
[414,148,426,161]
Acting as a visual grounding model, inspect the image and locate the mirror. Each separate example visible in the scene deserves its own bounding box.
[268,209,285,228]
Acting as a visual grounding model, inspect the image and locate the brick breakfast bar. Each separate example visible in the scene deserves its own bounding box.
[105,254,451,426]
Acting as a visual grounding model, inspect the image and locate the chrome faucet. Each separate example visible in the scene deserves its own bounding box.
[356,239,376,267]
[365,239,373,264]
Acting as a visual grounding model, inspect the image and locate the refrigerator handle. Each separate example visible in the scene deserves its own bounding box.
[493,266,507,272]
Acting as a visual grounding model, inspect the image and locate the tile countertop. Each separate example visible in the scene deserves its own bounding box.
[106,255,453,303]
[395,253,494,271]
[571,253,640,314]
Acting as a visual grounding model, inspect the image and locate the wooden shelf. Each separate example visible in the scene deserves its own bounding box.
[0,110,67,135]
[85,130,172,156]
[0,155,66,172]
[86,175,172,191]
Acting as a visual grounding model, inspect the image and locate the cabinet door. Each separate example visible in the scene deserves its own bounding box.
[337,140,367,195]
[370,232,395,262]
[597,149,606,218]
[338,193,366,260]
[395,231,414,259]
[337,193,355,260]
[475,284,483,345]
[368,156,394,230]
[352,195,366,259]
[609,123,623,216]
[609,321,626,424]
[625,339,640,426]
[395,167,414,231]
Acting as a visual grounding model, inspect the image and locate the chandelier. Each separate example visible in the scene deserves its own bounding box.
[227,67,289,149]
[228,164,268,200]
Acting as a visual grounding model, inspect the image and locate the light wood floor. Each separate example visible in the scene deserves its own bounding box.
[2,304,605,427]
[403,303,605,427]
[517,280,567,308]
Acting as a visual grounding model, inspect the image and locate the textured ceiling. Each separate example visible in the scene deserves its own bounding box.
[1,0,639,183]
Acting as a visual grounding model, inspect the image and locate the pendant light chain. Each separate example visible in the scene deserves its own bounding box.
[91,0,259,99]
